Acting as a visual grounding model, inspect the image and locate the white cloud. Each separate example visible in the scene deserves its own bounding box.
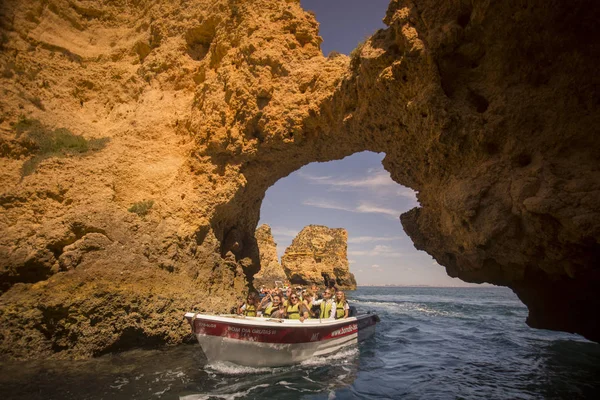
[348,245,404,258]
[371,264,381,269]
[397,187,419,204]
[302,199,356,213]
[270,226,299,238]
[299,169,419,209]
[299,169,396,190]
[348,235,402,244]
[303,199,402,218]
[373,245,392,252]
[356,203,401,217]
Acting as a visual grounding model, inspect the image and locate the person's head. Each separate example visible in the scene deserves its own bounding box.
[323,288,333,298]
[289,293,300,304]
[304,291,314,302]
[336,290,346,303]
[286,287,293,297]
[247,292,258,304]
[272,295,281,305]
[311,284,318,291]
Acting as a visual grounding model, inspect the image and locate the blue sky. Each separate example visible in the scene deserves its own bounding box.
[300,0,391,55]
[257,1,482,287]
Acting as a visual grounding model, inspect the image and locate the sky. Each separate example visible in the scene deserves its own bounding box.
[300,0,391,55]
[257,1,484,287]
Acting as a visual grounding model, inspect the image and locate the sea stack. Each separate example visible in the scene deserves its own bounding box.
[281,225,356,290]
[253,224,287,289]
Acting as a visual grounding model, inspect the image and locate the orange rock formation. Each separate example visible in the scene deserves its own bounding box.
[252,224,286,289]
[0,0,598,359]
[282,225,356,290]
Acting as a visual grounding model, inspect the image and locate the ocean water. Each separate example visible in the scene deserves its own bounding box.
[2,286,600,399]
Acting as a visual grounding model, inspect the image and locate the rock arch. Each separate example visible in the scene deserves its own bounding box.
[0,0,598,358]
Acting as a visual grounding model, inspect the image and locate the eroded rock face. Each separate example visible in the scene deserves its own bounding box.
[252,224,286,288]
[0,0,598,359]
[282,225,356,290]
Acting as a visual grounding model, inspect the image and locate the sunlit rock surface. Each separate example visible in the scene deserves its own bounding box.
[252,224,286,289]
[0,0,598,359]
[281,225,356,290]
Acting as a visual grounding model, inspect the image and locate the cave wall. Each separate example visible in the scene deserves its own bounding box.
[0,0,598,359]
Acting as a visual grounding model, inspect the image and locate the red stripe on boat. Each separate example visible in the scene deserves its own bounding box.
[187,315,377,344]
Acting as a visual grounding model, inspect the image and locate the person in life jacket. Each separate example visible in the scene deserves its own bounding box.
[309,285,322,315]
[261,294,285,318]
[295,286,304,301]
[286,293,310,322]
[302,291,317,318]
[238,292,259,317]
[257,288,273,315]
[310,284,321,299]
[283,287,293,307]
[311,288,336,319]
[334,290,349,319]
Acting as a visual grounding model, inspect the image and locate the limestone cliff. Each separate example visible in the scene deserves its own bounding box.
[252,224,286,288]
[0,0,598,359]
[281,225,356,290]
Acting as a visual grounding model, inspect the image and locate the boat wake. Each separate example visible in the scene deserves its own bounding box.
[352,299,466,318]
[181,347,360,399]
[179,383,271,400]
[299,346,359,366]
[205,362,275,375]
[204,346,359,375]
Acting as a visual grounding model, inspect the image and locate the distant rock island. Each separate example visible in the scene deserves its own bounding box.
[253,224,356,290]
[282,225,356,290]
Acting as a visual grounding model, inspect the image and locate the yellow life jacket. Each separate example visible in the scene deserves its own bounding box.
[336,302,346,319]
[286,303,300,319]
[263,305,274,317]
[305,303,315,318]
[320,300,333,319]
[244,304,256,317]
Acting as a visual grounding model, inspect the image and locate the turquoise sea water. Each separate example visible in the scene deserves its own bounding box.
[2,286,600,399]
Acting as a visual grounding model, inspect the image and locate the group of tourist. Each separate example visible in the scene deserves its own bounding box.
[237,283,350,321]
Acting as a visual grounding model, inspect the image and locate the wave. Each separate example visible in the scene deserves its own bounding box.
[5,287,597,400]
[352,299,466,318]
[185,347,360,399]
[204,346,359,376]
[179,383,270,400]
[299,347,359,367]
[205,362,276,375]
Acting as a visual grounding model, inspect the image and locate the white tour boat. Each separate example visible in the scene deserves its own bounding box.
[184,312,379,367]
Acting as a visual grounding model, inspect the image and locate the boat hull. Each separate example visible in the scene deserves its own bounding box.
[184,313,379,367]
